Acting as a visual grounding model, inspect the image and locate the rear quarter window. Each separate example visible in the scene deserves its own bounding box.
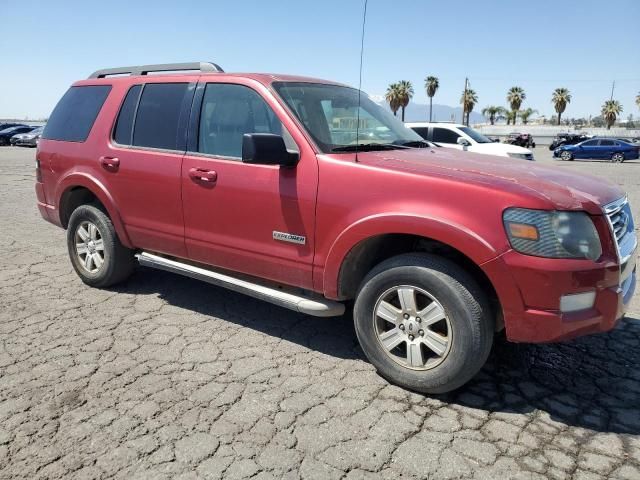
[42,85,111,142]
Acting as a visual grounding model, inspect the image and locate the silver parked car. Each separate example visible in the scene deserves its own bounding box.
[10,126,44,147]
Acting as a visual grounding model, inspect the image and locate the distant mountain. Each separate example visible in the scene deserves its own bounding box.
[371,98,485,124]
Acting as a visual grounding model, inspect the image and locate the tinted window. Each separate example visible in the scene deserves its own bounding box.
[432,127,461,143]
[198,83,295,158]
[113,85,142,145]
[582,140,598,146]
[599,139,615,146]
[411,127,429,140]
[133,83,189,150]
[42,85,111,142]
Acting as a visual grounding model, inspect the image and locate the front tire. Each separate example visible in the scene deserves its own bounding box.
[67,204,135,288]
[353,254,494,394]
[560,151,573,161]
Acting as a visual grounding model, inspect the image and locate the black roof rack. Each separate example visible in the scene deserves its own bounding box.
[88,62,224,79]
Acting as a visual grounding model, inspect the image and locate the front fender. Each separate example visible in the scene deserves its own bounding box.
[55,172,133,248]
[322,213,504,299]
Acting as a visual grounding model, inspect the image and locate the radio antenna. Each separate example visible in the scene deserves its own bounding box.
[355,0,368,162]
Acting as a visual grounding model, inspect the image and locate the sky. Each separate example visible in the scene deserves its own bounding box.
[1,0,639,120]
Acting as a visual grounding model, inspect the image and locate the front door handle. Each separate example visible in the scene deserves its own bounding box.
[189,167,217,184]
[99,156,120,171]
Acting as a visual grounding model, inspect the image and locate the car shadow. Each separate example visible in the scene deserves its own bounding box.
[446,320,640,435]
[115,268,639,435]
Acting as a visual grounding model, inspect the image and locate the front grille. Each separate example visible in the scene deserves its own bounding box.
[604,197,635,257]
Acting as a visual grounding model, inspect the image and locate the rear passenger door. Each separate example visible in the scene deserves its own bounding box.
[100,79,197,257]
[180,80,318,289]
[597,139,615,159]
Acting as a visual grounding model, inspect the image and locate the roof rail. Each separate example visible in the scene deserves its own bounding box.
[88,62,224,79]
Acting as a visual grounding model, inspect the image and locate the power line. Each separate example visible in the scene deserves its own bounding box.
[354,0,368,162]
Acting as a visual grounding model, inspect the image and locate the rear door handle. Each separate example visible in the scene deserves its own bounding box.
[189,168,217,184]
[99,156,120,170]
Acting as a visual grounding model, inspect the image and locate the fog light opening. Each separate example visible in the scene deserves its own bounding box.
[560,291,596,313]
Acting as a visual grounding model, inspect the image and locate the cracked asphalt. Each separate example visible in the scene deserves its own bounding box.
[0,146,639,479]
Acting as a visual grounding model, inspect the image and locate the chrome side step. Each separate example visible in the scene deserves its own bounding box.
[136,252,345,317]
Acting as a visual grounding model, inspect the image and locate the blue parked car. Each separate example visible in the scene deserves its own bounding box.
[554,137,640,162]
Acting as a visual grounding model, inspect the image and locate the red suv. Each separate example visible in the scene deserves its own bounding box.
[36,62,637,393]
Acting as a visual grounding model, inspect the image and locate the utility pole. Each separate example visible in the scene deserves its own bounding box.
[462,77,469,125]
[610,80,615,101]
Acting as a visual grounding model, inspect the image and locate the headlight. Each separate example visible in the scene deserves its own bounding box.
[503,208,602,260]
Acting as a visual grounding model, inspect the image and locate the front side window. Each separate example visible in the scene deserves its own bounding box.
[599,140,614,146]
[198,83,295,158]
[432,127,461,144]
[273,82,423,153]
[582,140,598,146]
[43,85,111,142]
[133,83,189,150]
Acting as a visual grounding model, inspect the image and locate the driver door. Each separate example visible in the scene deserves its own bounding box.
[181,81,318,288]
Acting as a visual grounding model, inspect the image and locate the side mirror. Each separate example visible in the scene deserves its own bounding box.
[456,137,470,147]
[242,133,299,168]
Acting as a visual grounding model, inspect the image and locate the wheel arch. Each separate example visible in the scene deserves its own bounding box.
[323,215,504,329]
[56,173,133,248]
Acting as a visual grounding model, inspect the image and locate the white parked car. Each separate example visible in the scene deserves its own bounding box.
[406,122,534,161]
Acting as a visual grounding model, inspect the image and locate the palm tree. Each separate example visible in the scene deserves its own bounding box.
[519,108,538,125]
[552,88,571,125]
[507,87,526,125]
[505,110,517,126]
[601,100,623,129]
[397,80,414,122]
[460,89,478,126]
[481,106,506,125]
[636,92,640,111]
[385,83,401,117]
[424,76,439,122]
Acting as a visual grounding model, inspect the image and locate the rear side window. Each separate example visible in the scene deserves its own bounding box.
[133,83,189,150]
[412,127,429,140]
[42,85,111,142]
[432,127,461,144]
[113,85,142,145]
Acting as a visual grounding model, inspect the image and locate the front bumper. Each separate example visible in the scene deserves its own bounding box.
[483,242,637,343]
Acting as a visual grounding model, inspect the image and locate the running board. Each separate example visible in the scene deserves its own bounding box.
[136,252,345,317]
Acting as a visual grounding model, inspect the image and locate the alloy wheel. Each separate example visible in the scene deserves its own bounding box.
[75,221,105,273]
[373,285,452,370]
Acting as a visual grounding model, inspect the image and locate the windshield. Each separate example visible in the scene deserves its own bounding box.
[458,126,492,144]
[273,82,424,153]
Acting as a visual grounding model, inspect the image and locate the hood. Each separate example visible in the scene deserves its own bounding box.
[471,142,531,156]
[349,148,623,214]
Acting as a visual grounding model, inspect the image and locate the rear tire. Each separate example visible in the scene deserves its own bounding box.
[353,253,494,394]
[612,152,625,163]
[67,204,135,288]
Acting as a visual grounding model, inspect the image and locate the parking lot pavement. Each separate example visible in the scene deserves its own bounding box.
[0,146,639,480]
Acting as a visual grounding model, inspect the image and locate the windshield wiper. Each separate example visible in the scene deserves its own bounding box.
[331,143,404,152]
[397,140,433,148]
